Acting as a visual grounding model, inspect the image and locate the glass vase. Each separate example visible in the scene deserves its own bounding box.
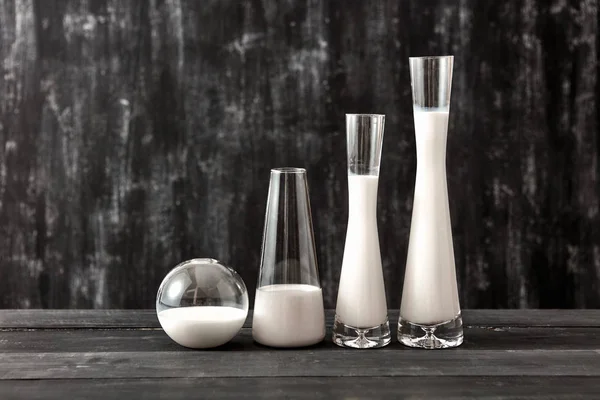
[252,168,325,348]
[398,55,463,349]
[332,114,391,349]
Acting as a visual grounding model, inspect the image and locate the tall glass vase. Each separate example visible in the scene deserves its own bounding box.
[332,114,391,349]
[398,55,463,349]
[252,168,325,348]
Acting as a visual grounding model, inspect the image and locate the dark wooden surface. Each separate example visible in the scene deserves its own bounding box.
[2,377,600,400]
[3,309,600,329]
[1,310,600,399]
[2,378,600,400]
[0,0,598,311]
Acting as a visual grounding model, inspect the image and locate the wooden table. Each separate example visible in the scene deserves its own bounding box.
[1,310,600,399]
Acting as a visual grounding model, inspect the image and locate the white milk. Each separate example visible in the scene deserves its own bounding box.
[335,175,388,328]
[252,284,325,347]
[401,110,461,325]
[158,306,247,348]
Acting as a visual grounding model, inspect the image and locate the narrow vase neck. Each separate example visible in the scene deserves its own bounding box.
[413,109,449,173]
[347,174,379,217]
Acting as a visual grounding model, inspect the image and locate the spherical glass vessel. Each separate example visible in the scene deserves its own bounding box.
[156,258,249,348]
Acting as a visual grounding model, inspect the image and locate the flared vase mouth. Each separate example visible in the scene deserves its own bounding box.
[271,167,306,174]
[409,55,454,60]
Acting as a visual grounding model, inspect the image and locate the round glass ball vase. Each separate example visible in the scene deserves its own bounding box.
[156,258,249,349]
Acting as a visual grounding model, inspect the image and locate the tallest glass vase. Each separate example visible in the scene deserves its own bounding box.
[398,56,463,349]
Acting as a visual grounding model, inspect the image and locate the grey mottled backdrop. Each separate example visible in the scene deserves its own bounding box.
[0,0,598,309]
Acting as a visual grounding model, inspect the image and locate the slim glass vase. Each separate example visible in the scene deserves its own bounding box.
[252,168,326,348]
[398,55,463,349]
[332,114,391,349]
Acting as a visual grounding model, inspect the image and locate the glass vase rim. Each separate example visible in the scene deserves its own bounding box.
[346,113,385,117]
[271,167,306,174]
[409,55,454,60]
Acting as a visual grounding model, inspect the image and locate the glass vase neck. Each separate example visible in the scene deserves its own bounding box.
[409,55,453,111]
[346,114,385,176]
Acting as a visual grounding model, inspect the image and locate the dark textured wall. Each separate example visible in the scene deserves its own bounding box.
[0,0,598,309]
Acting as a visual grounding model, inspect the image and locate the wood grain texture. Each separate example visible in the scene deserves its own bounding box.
[2,377,600,400]
[0,0,598,309]
[3,309,600,328]
[1,311,600,398]
[2,349,600,379]
[3,326,600,352]
[0,309,160,328]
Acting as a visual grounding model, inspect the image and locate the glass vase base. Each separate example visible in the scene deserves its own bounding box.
[332,316,391,349]
[397,314,463,349]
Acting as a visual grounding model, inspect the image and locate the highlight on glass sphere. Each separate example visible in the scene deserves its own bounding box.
[156,258,249,348]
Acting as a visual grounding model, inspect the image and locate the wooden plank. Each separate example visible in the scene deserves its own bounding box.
[462,310,600,328]
[2,310,600,329]
[1,327,600,353]
[0,310,161,329]
[1,377,599,400]
[1,349,599,379]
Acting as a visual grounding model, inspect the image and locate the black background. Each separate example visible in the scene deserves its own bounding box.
[0,0,598,309]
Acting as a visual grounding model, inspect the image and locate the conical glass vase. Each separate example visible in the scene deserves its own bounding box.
[252,168,325,348]
[398,55,463,349]
[332,114,391,349]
